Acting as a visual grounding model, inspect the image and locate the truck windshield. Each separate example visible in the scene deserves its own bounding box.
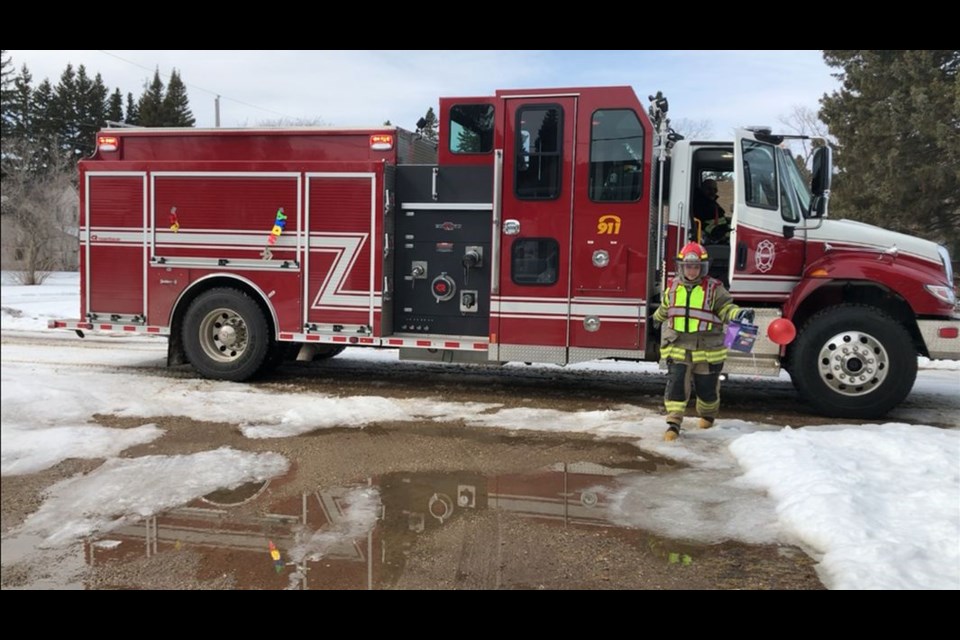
[780,148,813,217]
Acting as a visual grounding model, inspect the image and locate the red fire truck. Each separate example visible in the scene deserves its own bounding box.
[51,86,959,418]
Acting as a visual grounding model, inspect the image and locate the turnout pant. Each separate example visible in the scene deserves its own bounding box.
[663,354,723,424]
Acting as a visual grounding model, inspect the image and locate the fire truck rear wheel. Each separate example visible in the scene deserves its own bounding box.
[789,303,917,419]
[183,288,270,381]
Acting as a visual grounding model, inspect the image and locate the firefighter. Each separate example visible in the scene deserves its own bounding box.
[652,242,753,441]
[693,180,731,244]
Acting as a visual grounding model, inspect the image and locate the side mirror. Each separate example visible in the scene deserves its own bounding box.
[808,146,832,219]
[809,195,828,219]
[811,146,832,196]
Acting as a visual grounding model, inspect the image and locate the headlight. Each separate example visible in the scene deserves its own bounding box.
[937,245,954,284]
[924,284,956,306]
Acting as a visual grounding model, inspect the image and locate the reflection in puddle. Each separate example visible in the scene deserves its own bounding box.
[86,461,646,589]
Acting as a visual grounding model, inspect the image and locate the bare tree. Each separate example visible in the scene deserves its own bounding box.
[1,136,76,284]
[254,117,329,127]
[778,105,832,169]
[670,118,714,140]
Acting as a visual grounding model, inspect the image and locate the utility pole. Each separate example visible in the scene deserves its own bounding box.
[215,95,221,128]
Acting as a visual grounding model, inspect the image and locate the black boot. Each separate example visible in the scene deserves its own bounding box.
[663,421,681,442]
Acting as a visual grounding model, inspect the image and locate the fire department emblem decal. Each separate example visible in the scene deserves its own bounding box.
[755,239,776,273]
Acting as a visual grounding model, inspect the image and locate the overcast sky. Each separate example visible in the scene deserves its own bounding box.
[2,273,958,589]
[6,50,838,136]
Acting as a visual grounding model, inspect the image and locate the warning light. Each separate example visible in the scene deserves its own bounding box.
[98,136,119,152]
[370,134,394,151]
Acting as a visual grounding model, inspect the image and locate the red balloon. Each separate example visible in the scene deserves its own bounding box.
[768,318,797,346]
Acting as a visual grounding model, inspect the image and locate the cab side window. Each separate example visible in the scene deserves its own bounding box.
[515,105,562,200]
[589,109,644,202]
[449,104,494,154]
[741,140,778,210]
[511,238,559,285]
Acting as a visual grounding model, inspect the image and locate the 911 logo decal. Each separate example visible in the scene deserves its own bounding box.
[597,215,621,235]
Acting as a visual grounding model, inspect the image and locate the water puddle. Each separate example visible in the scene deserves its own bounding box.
[4,455,821,589]
[80,461,653,589]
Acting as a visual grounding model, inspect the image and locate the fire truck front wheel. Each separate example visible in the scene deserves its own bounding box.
[183,288,270,381]
[789,304,917,419]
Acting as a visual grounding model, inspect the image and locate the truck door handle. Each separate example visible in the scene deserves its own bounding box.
[736,242,748,270]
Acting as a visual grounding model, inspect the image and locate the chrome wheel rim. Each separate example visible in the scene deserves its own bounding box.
[198,307,248,363]
[816,330,888,396]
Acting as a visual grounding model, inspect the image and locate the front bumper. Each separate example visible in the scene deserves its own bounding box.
[917,317,960,359]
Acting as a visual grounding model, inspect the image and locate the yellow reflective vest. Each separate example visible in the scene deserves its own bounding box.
[652,276,740,364]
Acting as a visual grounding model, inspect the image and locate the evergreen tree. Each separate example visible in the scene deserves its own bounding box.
[32,80,56,137]
[28,79,57,172]
[457,127,481,153]
[820,50,960,254]
[107,88,124,124]
[9,65,33,139]
[420,106,438,142]
[137,70,165,126]
[53,64,80,156]
[162,69,195,127]
[1,50,15,138]
[73,68,108,157]
[125,92,139,125]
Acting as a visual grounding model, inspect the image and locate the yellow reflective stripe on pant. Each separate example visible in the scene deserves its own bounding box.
[662,345,728,363]
[663,357,723,422]
[698,347,728,364]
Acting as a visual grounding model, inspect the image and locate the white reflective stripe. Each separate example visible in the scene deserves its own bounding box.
[155,231,298,248]
[571,303,644,318]
[86,229,304,249]
[666,307,720,323]
[689,309,722,323]
[497,300,644,317]
[498,300,568,315]
[727,292,789,299]
[493,313,567,321]
[571,296,644,304]
[569,316,640,324]
[729,279,795,293]
[496,295,566,302]
[496,314,639,323]
[309,234,371,309]
[734,274,801,281]
[400,202,493,211]
[86,229,144,243]
[152,171,300,178]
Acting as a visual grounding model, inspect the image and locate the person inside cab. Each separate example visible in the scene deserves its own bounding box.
[692,179,731,244]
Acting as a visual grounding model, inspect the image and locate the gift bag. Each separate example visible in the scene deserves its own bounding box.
[723,320,757,353]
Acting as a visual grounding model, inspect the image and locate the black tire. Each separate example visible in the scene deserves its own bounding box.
[789,304,917,418]
[182,288,270,381]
